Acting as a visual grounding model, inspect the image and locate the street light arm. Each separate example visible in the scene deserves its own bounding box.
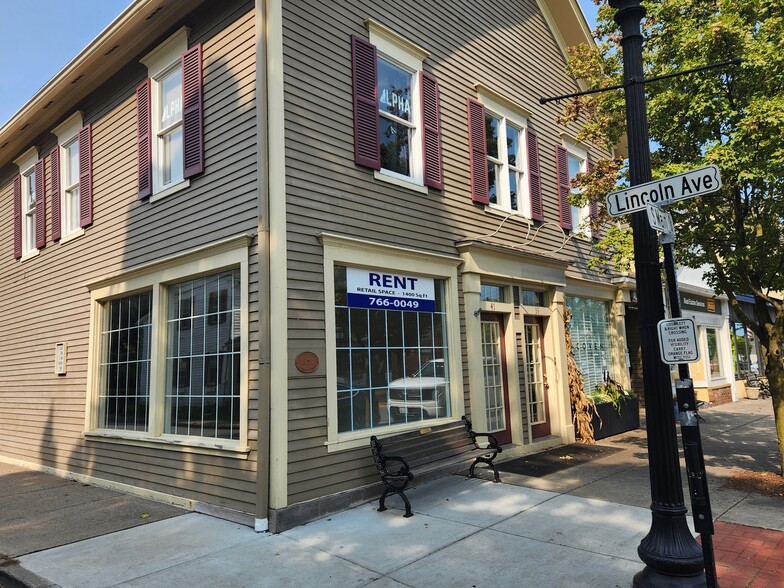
[539,57,742,105]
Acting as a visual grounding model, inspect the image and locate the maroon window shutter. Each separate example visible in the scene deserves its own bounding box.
[79,124,94,227]
[13,175,21,259]
[137,79,152,199]
[182,44,204,178]
[420,71,443,190]
[467,98,489,205]
[556,145,572,230]
[50,146,61,241]
[35,159,46,249]
[526,127,543,221]
[588,159,598,237]
[351,35,380,169]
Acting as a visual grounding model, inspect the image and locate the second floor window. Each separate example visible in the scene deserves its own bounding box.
[23,169,36,254]
[486,113,527,214]
[351,21,443,191]
[138,27,203,200]
[467,92,542,220]
[158,65,184,187]
[51,111,93,242]
[556,142,595,236]
[63,139,81,236]
[568,151,590,235]
[378,57,415,178]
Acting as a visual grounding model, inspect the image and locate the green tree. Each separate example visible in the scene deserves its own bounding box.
[561,0,784,474]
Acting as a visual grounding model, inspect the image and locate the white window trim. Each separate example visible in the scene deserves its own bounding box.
[14,147,39,260]
[84,234,252,455]
[367,20,427,189]
[141,27,190,199]
[53,111,86,241]
[702,325,727,383]
[319,232,464,452]
[477,90,532,218]
[561,138,590,238]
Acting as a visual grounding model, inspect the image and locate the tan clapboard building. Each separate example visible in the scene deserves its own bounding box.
[0,0,632,532]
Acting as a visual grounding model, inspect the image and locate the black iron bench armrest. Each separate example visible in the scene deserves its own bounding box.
[380,455,412,477]
[469,431,502,450]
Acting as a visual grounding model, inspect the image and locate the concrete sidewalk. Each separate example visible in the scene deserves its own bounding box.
[1,399,781,587]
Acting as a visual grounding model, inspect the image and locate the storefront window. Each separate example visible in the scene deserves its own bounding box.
[706,328,722,379]
[566,296,615,393]
[334,265,450,433]
[732,321,760,377]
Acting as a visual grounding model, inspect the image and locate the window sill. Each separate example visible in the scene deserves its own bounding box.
[84,430,251,458]
[150,178,190,203]
[58,228,85,245]
[19,249,40,263]
[324,417,458,453]
[374,170,428,194]
[485,205,533,224]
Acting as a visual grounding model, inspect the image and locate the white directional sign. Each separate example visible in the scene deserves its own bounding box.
[658,317,700,365]
[646,204,674,235]
[606,165,722,217]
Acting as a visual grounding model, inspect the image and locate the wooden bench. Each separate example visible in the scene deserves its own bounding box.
[369,415,502,517]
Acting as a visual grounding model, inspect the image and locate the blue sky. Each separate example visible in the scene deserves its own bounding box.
[0,0,599,127]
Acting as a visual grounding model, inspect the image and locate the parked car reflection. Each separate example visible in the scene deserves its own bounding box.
[387,359,449,422]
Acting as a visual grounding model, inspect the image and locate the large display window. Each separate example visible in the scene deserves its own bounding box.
[566,296,615,392]
[334,265,450,432]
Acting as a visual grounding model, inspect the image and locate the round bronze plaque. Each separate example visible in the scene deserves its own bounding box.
[295,351,319,373]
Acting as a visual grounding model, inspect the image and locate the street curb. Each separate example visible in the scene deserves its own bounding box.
[0,561,61,588]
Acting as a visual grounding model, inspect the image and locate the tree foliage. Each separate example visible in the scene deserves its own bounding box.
[562,0,784,473]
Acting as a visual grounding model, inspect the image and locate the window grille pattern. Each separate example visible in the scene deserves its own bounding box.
[165,270,241,439]
[99,291,152,431]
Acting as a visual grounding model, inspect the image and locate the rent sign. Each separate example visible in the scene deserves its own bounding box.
[346,268,436,312]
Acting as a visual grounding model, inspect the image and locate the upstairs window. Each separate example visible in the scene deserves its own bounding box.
[138,27,203,200]
[378,57,414,178]
[23,168,36,253]
[467,89,542,220]
[351,20,442,190]
[51,111,93,242]
[556,140,596,237]
[158,65,184,186]
[12,147,43,260]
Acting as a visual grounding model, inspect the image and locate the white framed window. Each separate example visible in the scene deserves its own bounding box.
[14,147,39,258]
[480,94,532,216]
[23,169,36,253]
[141,27,189,199]
[566,296,615,393]
[52,112,85,240]
[705,327,723,379]
[320,233,463,451]
[86,235,252,453]
[564,141,590,236]
[368,21,427,190]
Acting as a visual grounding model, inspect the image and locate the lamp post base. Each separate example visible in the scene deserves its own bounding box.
[634,567,706,588]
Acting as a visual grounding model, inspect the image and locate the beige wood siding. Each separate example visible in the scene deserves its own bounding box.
[0,0,259,514]
[281,0,609,503]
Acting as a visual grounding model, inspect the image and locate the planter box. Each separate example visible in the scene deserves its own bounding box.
[591,396,640,440]
[745,387,760,400]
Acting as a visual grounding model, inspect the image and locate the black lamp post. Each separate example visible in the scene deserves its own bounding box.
[608,1,705,586]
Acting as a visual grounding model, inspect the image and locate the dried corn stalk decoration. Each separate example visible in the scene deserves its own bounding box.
[564,307,599,443]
